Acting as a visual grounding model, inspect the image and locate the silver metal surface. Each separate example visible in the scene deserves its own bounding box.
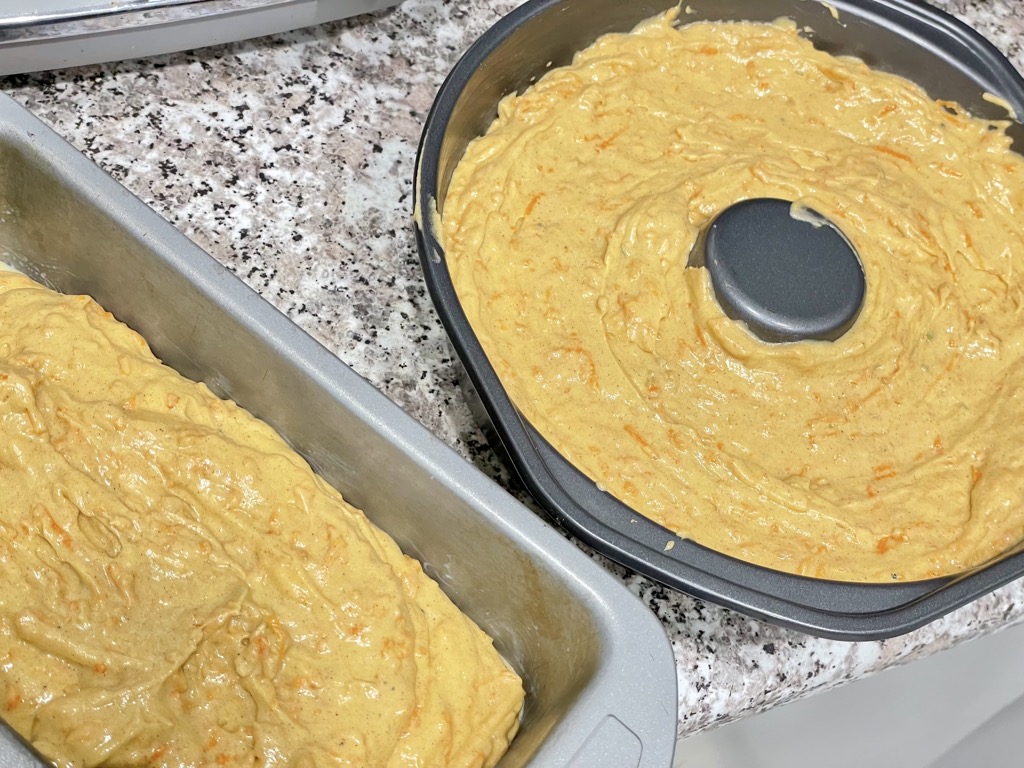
[0,92,677,767]
[0,0,396,73]
[0,0,209,28]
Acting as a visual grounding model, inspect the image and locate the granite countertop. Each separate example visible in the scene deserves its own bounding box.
[4,0,1024,743]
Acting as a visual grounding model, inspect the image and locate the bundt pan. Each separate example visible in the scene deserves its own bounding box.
[414,0,1024,641]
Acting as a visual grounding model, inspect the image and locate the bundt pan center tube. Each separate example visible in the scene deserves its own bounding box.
[415,0,1024,640]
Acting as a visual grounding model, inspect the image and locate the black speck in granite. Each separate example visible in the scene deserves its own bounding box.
[3,0,1024,742]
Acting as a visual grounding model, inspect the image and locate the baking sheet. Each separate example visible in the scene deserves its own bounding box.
[0,0,398,73]
[0,0,207,27]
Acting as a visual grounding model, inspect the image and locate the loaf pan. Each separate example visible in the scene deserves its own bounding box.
[0,92,677,767]
[414,0,1024,641]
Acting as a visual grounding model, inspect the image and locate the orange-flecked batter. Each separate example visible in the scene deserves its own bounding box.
[0,269,523,766]
[441,13,1024,581]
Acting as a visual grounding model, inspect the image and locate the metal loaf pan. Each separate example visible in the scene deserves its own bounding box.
[0,93,677,767]
[414,0,1024,641]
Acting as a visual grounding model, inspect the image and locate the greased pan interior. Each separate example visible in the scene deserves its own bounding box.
[0,93,678,768]
[414,0,1024,640]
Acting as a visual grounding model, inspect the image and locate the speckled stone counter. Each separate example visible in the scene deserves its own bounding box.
[4,0,1023,743]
